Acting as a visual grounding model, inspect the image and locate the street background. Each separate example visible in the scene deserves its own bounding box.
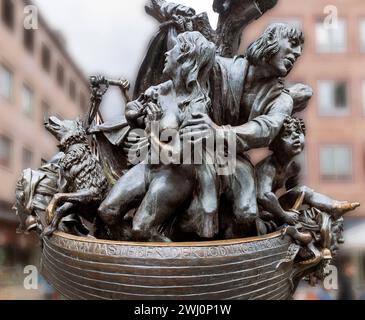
[0,0,365,300]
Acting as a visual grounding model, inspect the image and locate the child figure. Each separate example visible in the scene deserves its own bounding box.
[256,116,360,230]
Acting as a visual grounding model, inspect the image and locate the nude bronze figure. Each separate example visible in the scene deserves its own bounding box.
[98,32,217,242]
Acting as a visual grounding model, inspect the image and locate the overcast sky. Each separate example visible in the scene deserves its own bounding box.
[33,0,218,120]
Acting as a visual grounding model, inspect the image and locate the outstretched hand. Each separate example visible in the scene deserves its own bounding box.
[145,102,163,122]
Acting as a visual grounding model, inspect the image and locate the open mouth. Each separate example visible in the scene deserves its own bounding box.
[293,140,302,148]
[285,57,295,68]
[293,140,302,147]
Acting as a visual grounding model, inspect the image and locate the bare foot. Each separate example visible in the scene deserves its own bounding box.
[332,202,360,219]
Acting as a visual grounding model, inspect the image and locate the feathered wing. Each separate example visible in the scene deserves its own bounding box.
[214,0,279,57]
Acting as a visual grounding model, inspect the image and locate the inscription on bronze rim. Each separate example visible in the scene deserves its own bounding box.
[51,236,288,260]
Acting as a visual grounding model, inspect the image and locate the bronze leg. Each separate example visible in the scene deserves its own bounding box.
[132,166,195,242]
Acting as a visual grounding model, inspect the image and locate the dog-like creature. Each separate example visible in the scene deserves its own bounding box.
[42,117,109,238]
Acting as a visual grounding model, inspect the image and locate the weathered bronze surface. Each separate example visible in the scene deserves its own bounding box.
[13,0,361,300]
[42,231,299,300]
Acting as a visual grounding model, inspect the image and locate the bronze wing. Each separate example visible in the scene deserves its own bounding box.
[214,0,278,57]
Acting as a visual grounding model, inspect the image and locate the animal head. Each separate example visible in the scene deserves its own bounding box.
[45,116,87,151]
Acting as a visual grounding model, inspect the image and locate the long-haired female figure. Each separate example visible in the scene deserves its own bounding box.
[98,31,217,242]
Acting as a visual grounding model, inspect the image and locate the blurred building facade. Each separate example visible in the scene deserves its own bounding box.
[242,0,365,296]
[0,0,89,298]
[1,0,365,300]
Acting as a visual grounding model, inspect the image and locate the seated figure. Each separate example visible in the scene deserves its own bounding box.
[256,116,360,232]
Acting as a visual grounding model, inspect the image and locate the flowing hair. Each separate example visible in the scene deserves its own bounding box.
[246,23,304,66]
[175,31,216,107]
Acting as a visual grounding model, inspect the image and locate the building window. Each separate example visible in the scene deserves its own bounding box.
[56,63,65,88]
[22,148,33,169]
[0,64,13,100]
[24,29,35,53]
[316,19,347,53]
[360,20,365,52]
[22,85,34,118]
[41,44,52,73]
[69,79,76,101]
[0,135,12,168]
[41,101,51,124]
[1,0,15,31]
[320,145,352,181]
[318,81,348,117]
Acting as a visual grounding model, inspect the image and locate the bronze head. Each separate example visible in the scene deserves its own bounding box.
[246,23,304,77]
[163,31,216,104]
[270,116,306,157]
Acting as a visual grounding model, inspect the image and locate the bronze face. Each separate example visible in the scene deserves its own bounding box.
[279,126,305,158]
[269,36,302,77]
[163,41,180,77]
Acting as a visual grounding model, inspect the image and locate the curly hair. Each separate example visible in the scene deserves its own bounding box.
[286,117,306,135]
[269,116,306,151]
[246,23,304,66]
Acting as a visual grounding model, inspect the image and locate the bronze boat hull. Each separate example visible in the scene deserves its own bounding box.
[41,232,301,300]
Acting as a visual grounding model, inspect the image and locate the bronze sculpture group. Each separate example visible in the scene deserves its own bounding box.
[13,0,361,299]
